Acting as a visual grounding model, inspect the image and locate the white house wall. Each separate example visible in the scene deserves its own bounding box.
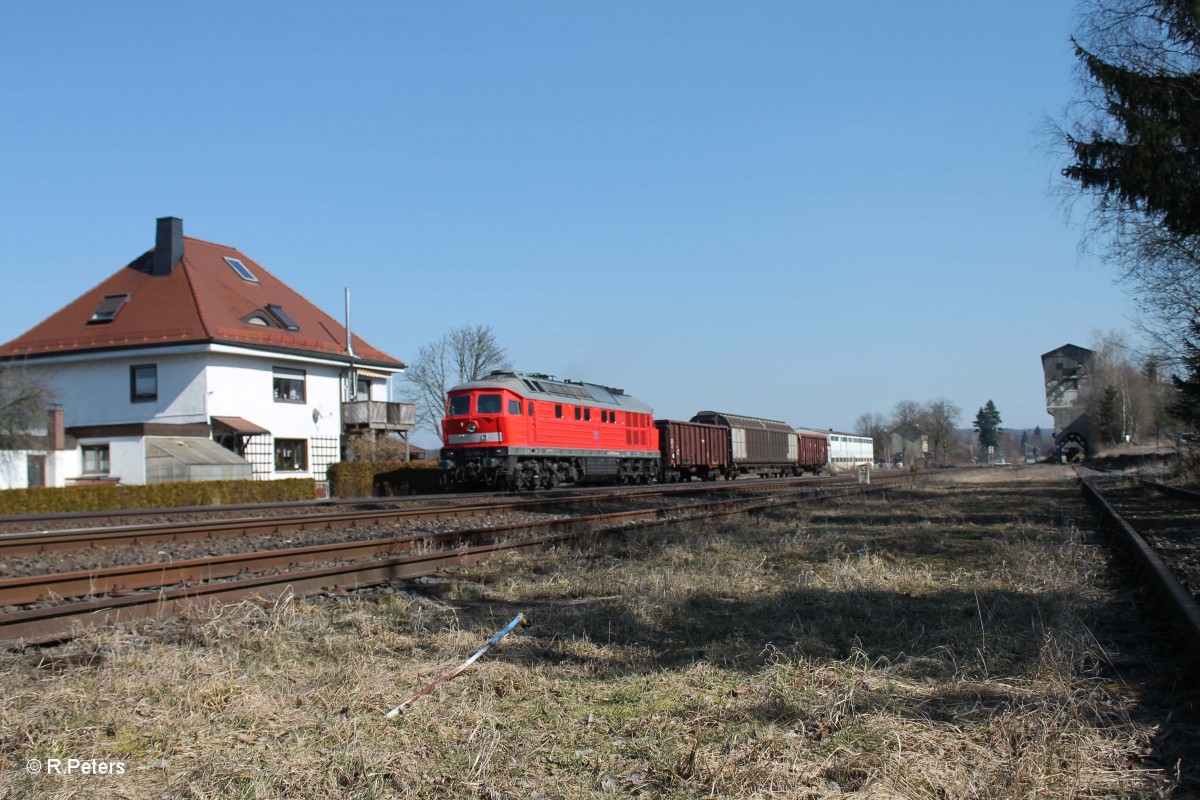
[204,353,344,440]
[0,451,25,489]
[7,344,365,486]
[96,436,146,485]
[0,450,78,490]
[23,353,209,428]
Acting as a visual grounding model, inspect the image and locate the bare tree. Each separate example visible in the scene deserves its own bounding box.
[1083,329,1177,443]
[401,325,511,434]
[854,411,889,461]
[0,366,54,449]
[923,398,961,462]
[891,400,925,428]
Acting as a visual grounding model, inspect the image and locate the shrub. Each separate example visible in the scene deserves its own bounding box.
[326,461,441,498]
[0,478,316,516]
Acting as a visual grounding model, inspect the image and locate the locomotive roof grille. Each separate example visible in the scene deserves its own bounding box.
[451,370,651,412]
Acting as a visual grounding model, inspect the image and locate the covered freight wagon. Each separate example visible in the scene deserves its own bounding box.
[690,411,802,477]
[655,419,729,481]
[796,430,829,474]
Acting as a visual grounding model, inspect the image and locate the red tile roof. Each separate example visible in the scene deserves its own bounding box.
[0,235,404,369]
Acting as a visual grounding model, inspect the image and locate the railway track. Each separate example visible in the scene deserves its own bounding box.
[1079,471,1200,660]
[0,476,898,647]
[0,473,875,535]
[0,473,889,560]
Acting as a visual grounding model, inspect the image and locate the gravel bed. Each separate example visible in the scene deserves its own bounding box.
[0,493,527,535]
[0,509,573,579]
[1089,477,1200,603]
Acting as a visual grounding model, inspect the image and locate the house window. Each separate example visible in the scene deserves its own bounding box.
[87,293,130,324]
[27,455,46,487]
[131,364,157,402]
[82,444,110,475]
[225,257,258,282]
[265,303,299,331]
[355,377,370,401]
[274,438,307,471]
[273,368,306,403]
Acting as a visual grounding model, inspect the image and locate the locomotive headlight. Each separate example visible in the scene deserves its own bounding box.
[466,422,478,433]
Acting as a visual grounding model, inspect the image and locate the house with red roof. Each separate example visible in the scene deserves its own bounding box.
[0,218,412,489]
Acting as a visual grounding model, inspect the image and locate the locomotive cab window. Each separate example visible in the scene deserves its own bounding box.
[477,394,502,414]
[508,399,522,415]
[448,395,471,416]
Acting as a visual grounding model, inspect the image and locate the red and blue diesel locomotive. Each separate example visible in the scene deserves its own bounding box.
[439,370,831,489]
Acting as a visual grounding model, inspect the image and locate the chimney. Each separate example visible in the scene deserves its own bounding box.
[153,216,183,276]
[47,406,65,451]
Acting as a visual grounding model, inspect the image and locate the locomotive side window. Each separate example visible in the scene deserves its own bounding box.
[449,395,471,416]
[601,410,608,423]
[555,404,563,418]
[508,399,521,415]
[528,403,534,416]
[584,408,591,421]
[575,407,581,420]
[478,394,502,414]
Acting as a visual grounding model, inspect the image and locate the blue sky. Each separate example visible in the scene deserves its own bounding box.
[1,2,1134,445]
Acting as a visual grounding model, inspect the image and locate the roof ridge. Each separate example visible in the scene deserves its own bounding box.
[181,234,238,251]
[177,253,213,339]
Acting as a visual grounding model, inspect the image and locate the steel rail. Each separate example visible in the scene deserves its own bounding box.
[0,480,892,646]
[1080,478,1200,657]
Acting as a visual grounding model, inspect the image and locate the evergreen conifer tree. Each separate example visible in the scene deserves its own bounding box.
[973,400,1003,450]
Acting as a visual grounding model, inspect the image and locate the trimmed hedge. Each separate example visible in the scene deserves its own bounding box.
[326,460,441,498]
[0,478,317,516]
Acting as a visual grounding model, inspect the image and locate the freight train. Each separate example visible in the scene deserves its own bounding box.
[438,370,845,490]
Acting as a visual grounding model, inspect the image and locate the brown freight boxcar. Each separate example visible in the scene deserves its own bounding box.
[796,431,829,475]
[655,419,729,481]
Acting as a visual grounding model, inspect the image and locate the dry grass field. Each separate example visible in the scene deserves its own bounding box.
[2,472,1194,799]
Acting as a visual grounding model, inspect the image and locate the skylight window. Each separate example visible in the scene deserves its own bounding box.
[265,303,299,331]
[87,293,130,325]
[224,256,258,282]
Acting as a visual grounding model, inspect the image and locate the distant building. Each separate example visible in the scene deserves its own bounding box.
[889,423,928,466]
[0,217,414,489]
[1041,343,1094,459]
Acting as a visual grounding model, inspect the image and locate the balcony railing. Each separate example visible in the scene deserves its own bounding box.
[342,401,416,431]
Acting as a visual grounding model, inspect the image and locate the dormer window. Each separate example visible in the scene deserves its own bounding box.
[87,293,130,324]
[265,303,299,331]
[224,257,258,282]
[240,311,278,328]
